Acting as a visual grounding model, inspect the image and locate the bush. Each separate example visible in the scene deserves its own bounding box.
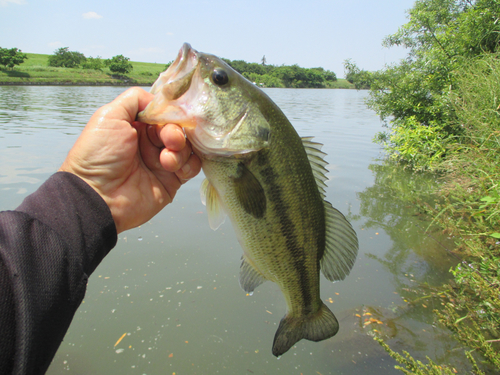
[107,55,133,74]
[81,56,104,70]
[48,47,86,68]
[378,116,450,171]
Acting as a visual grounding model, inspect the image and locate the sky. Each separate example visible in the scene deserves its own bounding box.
[0,0,415,78]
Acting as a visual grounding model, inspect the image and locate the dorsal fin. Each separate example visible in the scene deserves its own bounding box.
[301,137,358,281]
[321,201,358,281]
[302,137,329,198]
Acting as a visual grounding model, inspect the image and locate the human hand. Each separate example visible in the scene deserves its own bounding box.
[59,87,201,233]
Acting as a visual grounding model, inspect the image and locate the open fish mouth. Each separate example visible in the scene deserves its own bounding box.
[149,43,199,100]
[136,43,199,125]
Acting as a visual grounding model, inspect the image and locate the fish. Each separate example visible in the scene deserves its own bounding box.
[137,43,359,356]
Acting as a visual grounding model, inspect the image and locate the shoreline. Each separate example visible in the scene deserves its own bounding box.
[0,81,145,86]
[0,81,357,89]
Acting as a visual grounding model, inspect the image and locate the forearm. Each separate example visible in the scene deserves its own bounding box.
[0,172,117,374]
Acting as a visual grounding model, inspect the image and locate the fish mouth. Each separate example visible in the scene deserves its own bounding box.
[136,43,199,125]
[151,43,199,100]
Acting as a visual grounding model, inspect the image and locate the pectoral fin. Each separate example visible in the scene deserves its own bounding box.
[233,163,266,219]
[200,178,226,230]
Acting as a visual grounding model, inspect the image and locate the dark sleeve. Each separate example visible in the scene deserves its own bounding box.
[0,172,117,375]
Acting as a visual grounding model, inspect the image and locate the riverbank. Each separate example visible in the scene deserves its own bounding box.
[0,53,165,86]
[374,54,500,374]
[0,53,355,88]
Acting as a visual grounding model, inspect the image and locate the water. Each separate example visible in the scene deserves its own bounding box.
[0,86,467,374]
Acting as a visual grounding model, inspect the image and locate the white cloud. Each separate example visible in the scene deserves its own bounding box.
[48,41,63,48]
[0,0,26,6]
[82,11,102,19]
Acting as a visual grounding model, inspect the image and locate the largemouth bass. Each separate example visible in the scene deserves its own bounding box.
[137,43,358,356]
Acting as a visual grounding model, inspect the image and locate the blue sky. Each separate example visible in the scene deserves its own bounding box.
[1,0,415,78]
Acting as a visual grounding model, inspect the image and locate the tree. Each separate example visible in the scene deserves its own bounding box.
[364,0,500,169]
[261,55,267,66]
[107,55,133,74]
[0,47,28,69]
[48,47,86,68]
[343,59,373,89]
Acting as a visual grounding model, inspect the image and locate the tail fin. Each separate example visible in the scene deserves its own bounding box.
[272,302,339,357]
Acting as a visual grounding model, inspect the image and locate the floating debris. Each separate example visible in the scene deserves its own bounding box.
[114,332,127,347]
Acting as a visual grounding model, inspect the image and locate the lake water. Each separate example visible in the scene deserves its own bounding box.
[0,86,468,374]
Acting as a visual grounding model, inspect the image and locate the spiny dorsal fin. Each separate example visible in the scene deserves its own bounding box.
[302,137,329,198]
[321,201,358,281]
[239,255,268,293]
[200,178,226,230]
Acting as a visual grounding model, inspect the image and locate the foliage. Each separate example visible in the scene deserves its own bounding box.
[352,1,500,373]
[375,116,451,171]
[375,51,500,375]
[375,338,484,375]
[223,58,337,88]
[48,47,86,68]
[364,0,500,169]
[107,54,133,74]
[343,58,374,89]
[0,47,28,69]
[81,56,104,70]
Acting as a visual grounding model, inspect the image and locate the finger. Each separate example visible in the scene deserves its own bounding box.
[113,87,155,123]
[159,143,192,172]
[137,123,163,171]
[176,152,202,182]
[158,124,186,151]
[146,124,164,148]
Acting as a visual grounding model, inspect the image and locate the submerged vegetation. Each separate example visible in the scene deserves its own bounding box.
[346,0,500,373]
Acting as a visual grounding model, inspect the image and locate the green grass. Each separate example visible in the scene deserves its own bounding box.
[0,53,355,88]
[0,53,167,85]
[326,79,354,89]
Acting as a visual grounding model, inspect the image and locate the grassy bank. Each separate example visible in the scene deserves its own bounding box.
[0,53,354,88]
[0,53,168,86]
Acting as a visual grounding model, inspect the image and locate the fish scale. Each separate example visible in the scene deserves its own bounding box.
[137,43,358,356]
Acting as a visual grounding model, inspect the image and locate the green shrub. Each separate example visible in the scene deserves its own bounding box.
[48,47,86,68]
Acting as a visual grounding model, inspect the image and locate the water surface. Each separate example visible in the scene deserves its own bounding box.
[0,86,466,374]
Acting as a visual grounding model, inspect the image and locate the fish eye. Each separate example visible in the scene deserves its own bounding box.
[212,69,229,86]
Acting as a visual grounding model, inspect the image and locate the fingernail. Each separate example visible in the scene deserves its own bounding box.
[181,163,191,174]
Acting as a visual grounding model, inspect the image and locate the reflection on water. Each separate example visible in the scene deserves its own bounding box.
[0,86,470,374]
[351,161,474,371]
